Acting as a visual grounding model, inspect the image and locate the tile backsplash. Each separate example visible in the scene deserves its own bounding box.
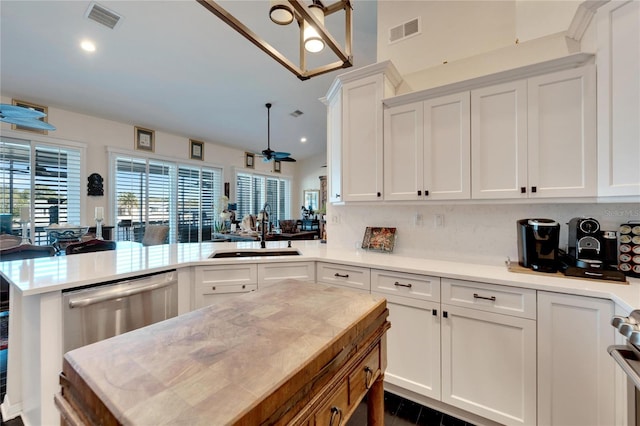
[326,202,640,266]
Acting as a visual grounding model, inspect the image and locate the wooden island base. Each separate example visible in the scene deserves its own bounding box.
[55,280,390,425]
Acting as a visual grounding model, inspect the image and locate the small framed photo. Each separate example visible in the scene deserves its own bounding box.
[190,139,204,160]
[245,152,255,169]
[11,99,49,135]
[135,126,155,152]
[273,160,281,173]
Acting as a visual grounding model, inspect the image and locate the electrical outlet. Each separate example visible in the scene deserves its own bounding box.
[331,215,340,224]
[435,214,445,228]
[414,213,423,226]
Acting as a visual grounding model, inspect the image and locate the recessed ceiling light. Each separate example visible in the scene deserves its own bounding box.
[300,137,307,143]
[81,40,96,52]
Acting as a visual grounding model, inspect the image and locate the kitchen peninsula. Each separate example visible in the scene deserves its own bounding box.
[2,240,640,425]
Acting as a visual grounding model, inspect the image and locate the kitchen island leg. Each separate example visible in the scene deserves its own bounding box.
[367,374,385,425]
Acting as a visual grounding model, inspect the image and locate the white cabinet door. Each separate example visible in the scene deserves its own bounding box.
[423,92,471,200]
[383,101,423,201]
[327,89,343,203]
[527,66,597,198]
[257,262,315,285]
[537,291,615,426]
[441,304,536,426]
[342,75,384,201]
[597,0,640,197]
[471,80,528,199]
[381,295,441,400]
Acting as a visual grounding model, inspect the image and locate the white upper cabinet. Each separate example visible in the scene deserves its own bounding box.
[471,80,528,199]
[597,0,640,197]
[527,65,597,198]
[323,61,402,203]
[384,92,470,201]
[471,66,596,199]
[342,74,385,201]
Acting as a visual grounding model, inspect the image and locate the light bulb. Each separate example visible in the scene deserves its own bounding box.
[303,4,325,53]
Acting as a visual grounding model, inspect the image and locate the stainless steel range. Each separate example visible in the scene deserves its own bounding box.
[609,311,640,425]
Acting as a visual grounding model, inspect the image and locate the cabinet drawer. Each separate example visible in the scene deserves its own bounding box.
[441,278,536,319]
[348,342,381,406]
[194,264,258,287]
[196,282,257,296]
[316,262,371,292]
[314,381,350,426]
[258,262,315,284]
[371,269,440,302]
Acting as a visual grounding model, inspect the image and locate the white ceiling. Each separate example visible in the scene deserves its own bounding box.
[0,0,378,161]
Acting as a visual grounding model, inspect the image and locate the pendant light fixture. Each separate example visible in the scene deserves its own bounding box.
[303,3,325,53]
[269,0,294,25]
[198,0,353,80]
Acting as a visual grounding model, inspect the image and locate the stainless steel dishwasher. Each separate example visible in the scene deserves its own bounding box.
[62,270,178,354]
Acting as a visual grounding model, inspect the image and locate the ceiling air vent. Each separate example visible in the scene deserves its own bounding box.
[85,2,122,30]
[388,17,421,44]
[290,110,304,118]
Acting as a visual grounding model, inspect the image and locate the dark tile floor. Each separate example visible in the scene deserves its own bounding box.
[347,391,475,426]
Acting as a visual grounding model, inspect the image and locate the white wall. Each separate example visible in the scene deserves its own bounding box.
[0,95,299,226]
[296,152,327,214]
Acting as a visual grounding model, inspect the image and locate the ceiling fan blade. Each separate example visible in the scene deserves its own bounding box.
[0,103,46,119]
[0,116,56,130]
[279,156,296,162]
[273,151,291,159]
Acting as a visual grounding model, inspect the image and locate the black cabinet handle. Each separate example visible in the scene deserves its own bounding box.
[393,281,412,288]
[335,193,340,198]
[425,190,429,196]
[432,309,437,316]
[443,311,448,318]
[531,186,537,193]
[417,190,422,196]
[212,286,216,291]
[242,284,246,289]
[520,187,526,194]
[377,192,381,197]
[334,273,349,278]
[473,293,496,302]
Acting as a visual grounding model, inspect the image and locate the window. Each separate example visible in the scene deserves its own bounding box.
[112,153,222,243]
[0,137,82,244]
[235,171,291,227]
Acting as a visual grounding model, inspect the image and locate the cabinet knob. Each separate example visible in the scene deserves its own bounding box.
[242,284,246,289]
[212,286,216,291]
[417,190,422,196]
[432,309,437,316]
[443,311,448,318]
[520,187,526,194]
[425,190,429,196]
[531,186,537,193]
[377,192,381,197]
[335,193,340,198]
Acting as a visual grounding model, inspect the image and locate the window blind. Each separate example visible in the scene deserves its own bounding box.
[235,171,291,226]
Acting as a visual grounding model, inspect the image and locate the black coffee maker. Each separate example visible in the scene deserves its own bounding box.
[517,219,561,273]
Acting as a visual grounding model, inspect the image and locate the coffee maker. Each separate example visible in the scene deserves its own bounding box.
[517,219,561,273]
[567,217,605,269]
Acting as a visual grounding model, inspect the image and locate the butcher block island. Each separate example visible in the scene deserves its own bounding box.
[55,280,390,425]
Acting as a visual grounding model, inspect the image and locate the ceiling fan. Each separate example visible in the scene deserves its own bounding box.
[257,103,296,162]
[0,103,56,131]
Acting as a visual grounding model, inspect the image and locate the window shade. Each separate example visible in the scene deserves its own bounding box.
[235,171,291,226]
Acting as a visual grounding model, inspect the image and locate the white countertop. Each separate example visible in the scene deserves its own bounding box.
[2,240,639,312]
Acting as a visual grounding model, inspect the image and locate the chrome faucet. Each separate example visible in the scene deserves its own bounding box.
[260,202,271,249]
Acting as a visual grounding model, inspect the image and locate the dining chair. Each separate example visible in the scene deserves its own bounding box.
[0,244,56,262]
[65,239,117,255]
[0,234,22,250]
[141,225,169,246]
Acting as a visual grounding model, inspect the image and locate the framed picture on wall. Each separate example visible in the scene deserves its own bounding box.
[11,99,49,135]
[273,160,281,173]
[135,126,155,152]
[245,152,255,169]
[190,139,204,160]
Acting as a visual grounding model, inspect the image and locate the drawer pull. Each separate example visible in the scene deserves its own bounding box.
[329,406,343,426]
[242,284,246,289]
[393,281,412,288]
[334,273,350,278]
[432,309,437,316]
[364,366,374,389]
[473,293,496,302]
[212,286,216,291]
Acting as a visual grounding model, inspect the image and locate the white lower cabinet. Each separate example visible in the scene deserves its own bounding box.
[257,262,315,285]
[193,264,258,309]
[441,279,537,426]
[537,291,615,426]
[372,270,441,399]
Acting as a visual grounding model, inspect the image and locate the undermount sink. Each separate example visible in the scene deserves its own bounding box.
[209,248,301,258]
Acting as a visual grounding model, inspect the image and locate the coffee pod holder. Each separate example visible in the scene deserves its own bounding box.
[618,221,640,278]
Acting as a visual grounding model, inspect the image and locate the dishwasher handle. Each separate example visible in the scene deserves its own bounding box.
[608,345,640,389]
[68,275,177,309]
